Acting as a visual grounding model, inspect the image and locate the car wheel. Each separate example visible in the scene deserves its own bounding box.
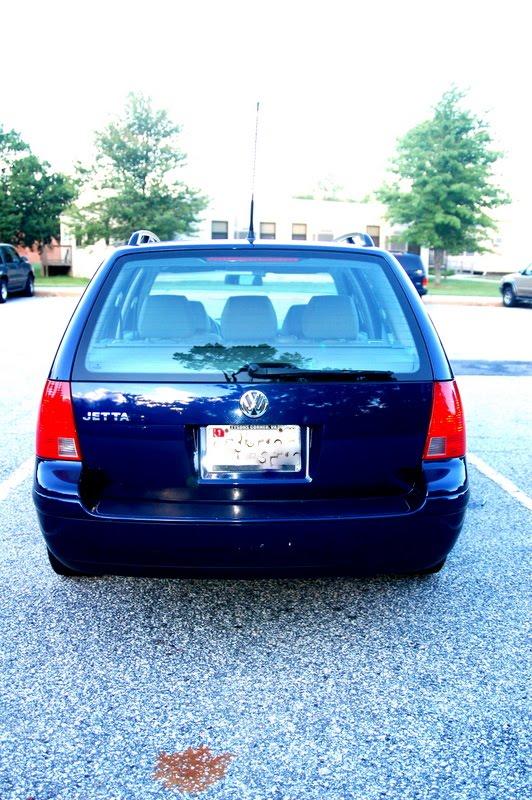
[502,286,516,307]
[0,280,7,304]
[47,548,85,576]
[22,274,35,297]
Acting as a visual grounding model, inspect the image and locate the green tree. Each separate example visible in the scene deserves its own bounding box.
[73,93,206,244]
[172,344,310,374]
[377,88,509,283]
[0,125,76,246]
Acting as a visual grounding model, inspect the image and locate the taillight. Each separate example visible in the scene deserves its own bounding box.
[423,380,466,460]
[422,276,428,287]
[36,380,81,460]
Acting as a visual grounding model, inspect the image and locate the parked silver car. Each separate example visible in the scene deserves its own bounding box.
[500,265,532,307]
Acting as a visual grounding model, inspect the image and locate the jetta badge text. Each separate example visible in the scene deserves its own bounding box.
[82,411,130,422]
[239,390,269,418]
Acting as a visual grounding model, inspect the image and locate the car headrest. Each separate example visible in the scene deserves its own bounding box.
[302,295,359,340]
[140,295,195,339]
[281,304,306,337]
[187,300,209,333]
[221,296,278,342]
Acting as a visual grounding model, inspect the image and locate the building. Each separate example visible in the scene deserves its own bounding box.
[67,192,526,278]
[64,195,399,277]
[194,195,389,247]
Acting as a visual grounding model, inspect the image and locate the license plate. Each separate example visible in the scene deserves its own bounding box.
[201,425,302,474]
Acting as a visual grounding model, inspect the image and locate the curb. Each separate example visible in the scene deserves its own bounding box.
[35,287,85,298]
[423,295,499,307]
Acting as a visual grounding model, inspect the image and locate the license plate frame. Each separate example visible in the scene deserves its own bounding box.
[199,424,304,480]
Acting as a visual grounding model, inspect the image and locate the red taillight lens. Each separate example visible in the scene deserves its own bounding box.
[36,380,81,460]
[422,276,428,287]
[423,380,466,460]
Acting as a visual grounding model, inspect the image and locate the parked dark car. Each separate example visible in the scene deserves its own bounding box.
[335,237,429,297]
[0,243,35,302]
[33,235,468,577]
[390,252,428,296]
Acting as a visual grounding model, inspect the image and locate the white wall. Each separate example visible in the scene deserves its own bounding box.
[194,196,391,245]
[447,201,530,274]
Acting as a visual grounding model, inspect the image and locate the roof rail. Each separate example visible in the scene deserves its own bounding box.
[334,231,374,247]
[128,230,160,246]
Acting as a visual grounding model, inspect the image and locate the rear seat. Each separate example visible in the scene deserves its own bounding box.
[172,295,218,334]
[140,293,359,344]
[281,296,361,341]
[281,304,306,338]
[302,296,360,340]
[139,295,219,341]
[187,300,212,334]
[139,295,193,339]
[221,296,278,342]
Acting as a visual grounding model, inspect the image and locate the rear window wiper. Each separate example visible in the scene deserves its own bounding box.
[231,362,396,382]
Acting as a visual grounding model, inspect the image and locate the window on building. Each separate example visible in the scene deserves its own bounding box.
[211,220,228,239]
[260,222,276,240]
[316,231,334,242]
[292,223,307,241]
[234,230,248,239]
[366,225,380,247]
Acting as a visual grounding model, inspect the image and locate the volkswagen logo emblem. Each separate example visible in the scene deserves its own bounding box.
[239,390,269,418]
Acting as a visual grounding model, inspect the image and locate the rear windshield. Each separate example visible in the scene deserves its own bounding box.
[393,253,425,272]
[74,249,431,381]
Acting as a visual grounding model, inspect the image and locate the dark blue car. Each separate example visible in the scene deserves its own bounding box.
[33,238,468,576]
[390,252,429,296]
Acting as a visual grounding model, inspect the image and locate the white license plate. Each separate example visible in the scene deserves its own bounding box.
[201,425,302,474]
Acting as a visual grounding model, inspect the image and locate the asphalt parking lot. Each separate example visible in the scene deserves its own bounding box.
[0,295,530,800]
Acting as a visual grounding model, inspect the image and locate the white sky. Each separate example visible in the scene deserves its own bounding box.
[2,0,530,215]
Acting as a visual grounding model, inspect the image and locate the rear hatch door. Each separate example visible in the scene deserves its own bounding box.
[71,246,435,515]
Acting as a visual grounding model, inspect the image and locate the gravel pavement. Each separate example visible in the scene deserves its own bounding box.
[1,471,530,800]
[0,296,530,799]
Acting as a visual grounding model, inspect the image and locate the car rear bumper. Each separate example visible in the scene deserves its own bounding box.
[412,280,427,295]
[33,459,469,575]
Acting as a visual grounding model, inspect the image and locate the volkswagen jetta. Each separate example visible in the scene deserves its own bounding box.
[33,236,468,576]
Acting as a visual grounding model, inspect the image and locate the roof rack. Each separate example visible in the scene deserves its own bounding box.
[128,230,160,246]
[334,231,374,247]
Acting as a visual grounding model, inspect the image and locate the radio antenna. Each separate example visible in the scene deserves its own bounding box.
[247,102,260,245]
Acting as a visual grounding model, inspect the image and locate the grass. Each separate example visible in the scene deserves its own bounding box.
[30,263,500,297]
[427,276,500,297]
[34,277,498,295]
[35,275,90,287]
[32,263,90,287]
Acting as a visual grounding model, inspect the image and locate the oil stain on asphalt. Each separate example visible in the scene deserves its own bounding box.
[154,744,234,794]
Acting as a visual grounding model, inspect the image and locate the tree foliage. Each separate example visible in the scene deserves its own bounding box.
[172,344,310,374]
[377,88,509,279]
[72,93,206,244]
[0,125,76,247]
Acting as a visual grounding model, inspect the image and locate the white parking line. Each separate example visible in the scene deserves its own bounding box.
[468,452,532,512]
[0,458,34,502]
